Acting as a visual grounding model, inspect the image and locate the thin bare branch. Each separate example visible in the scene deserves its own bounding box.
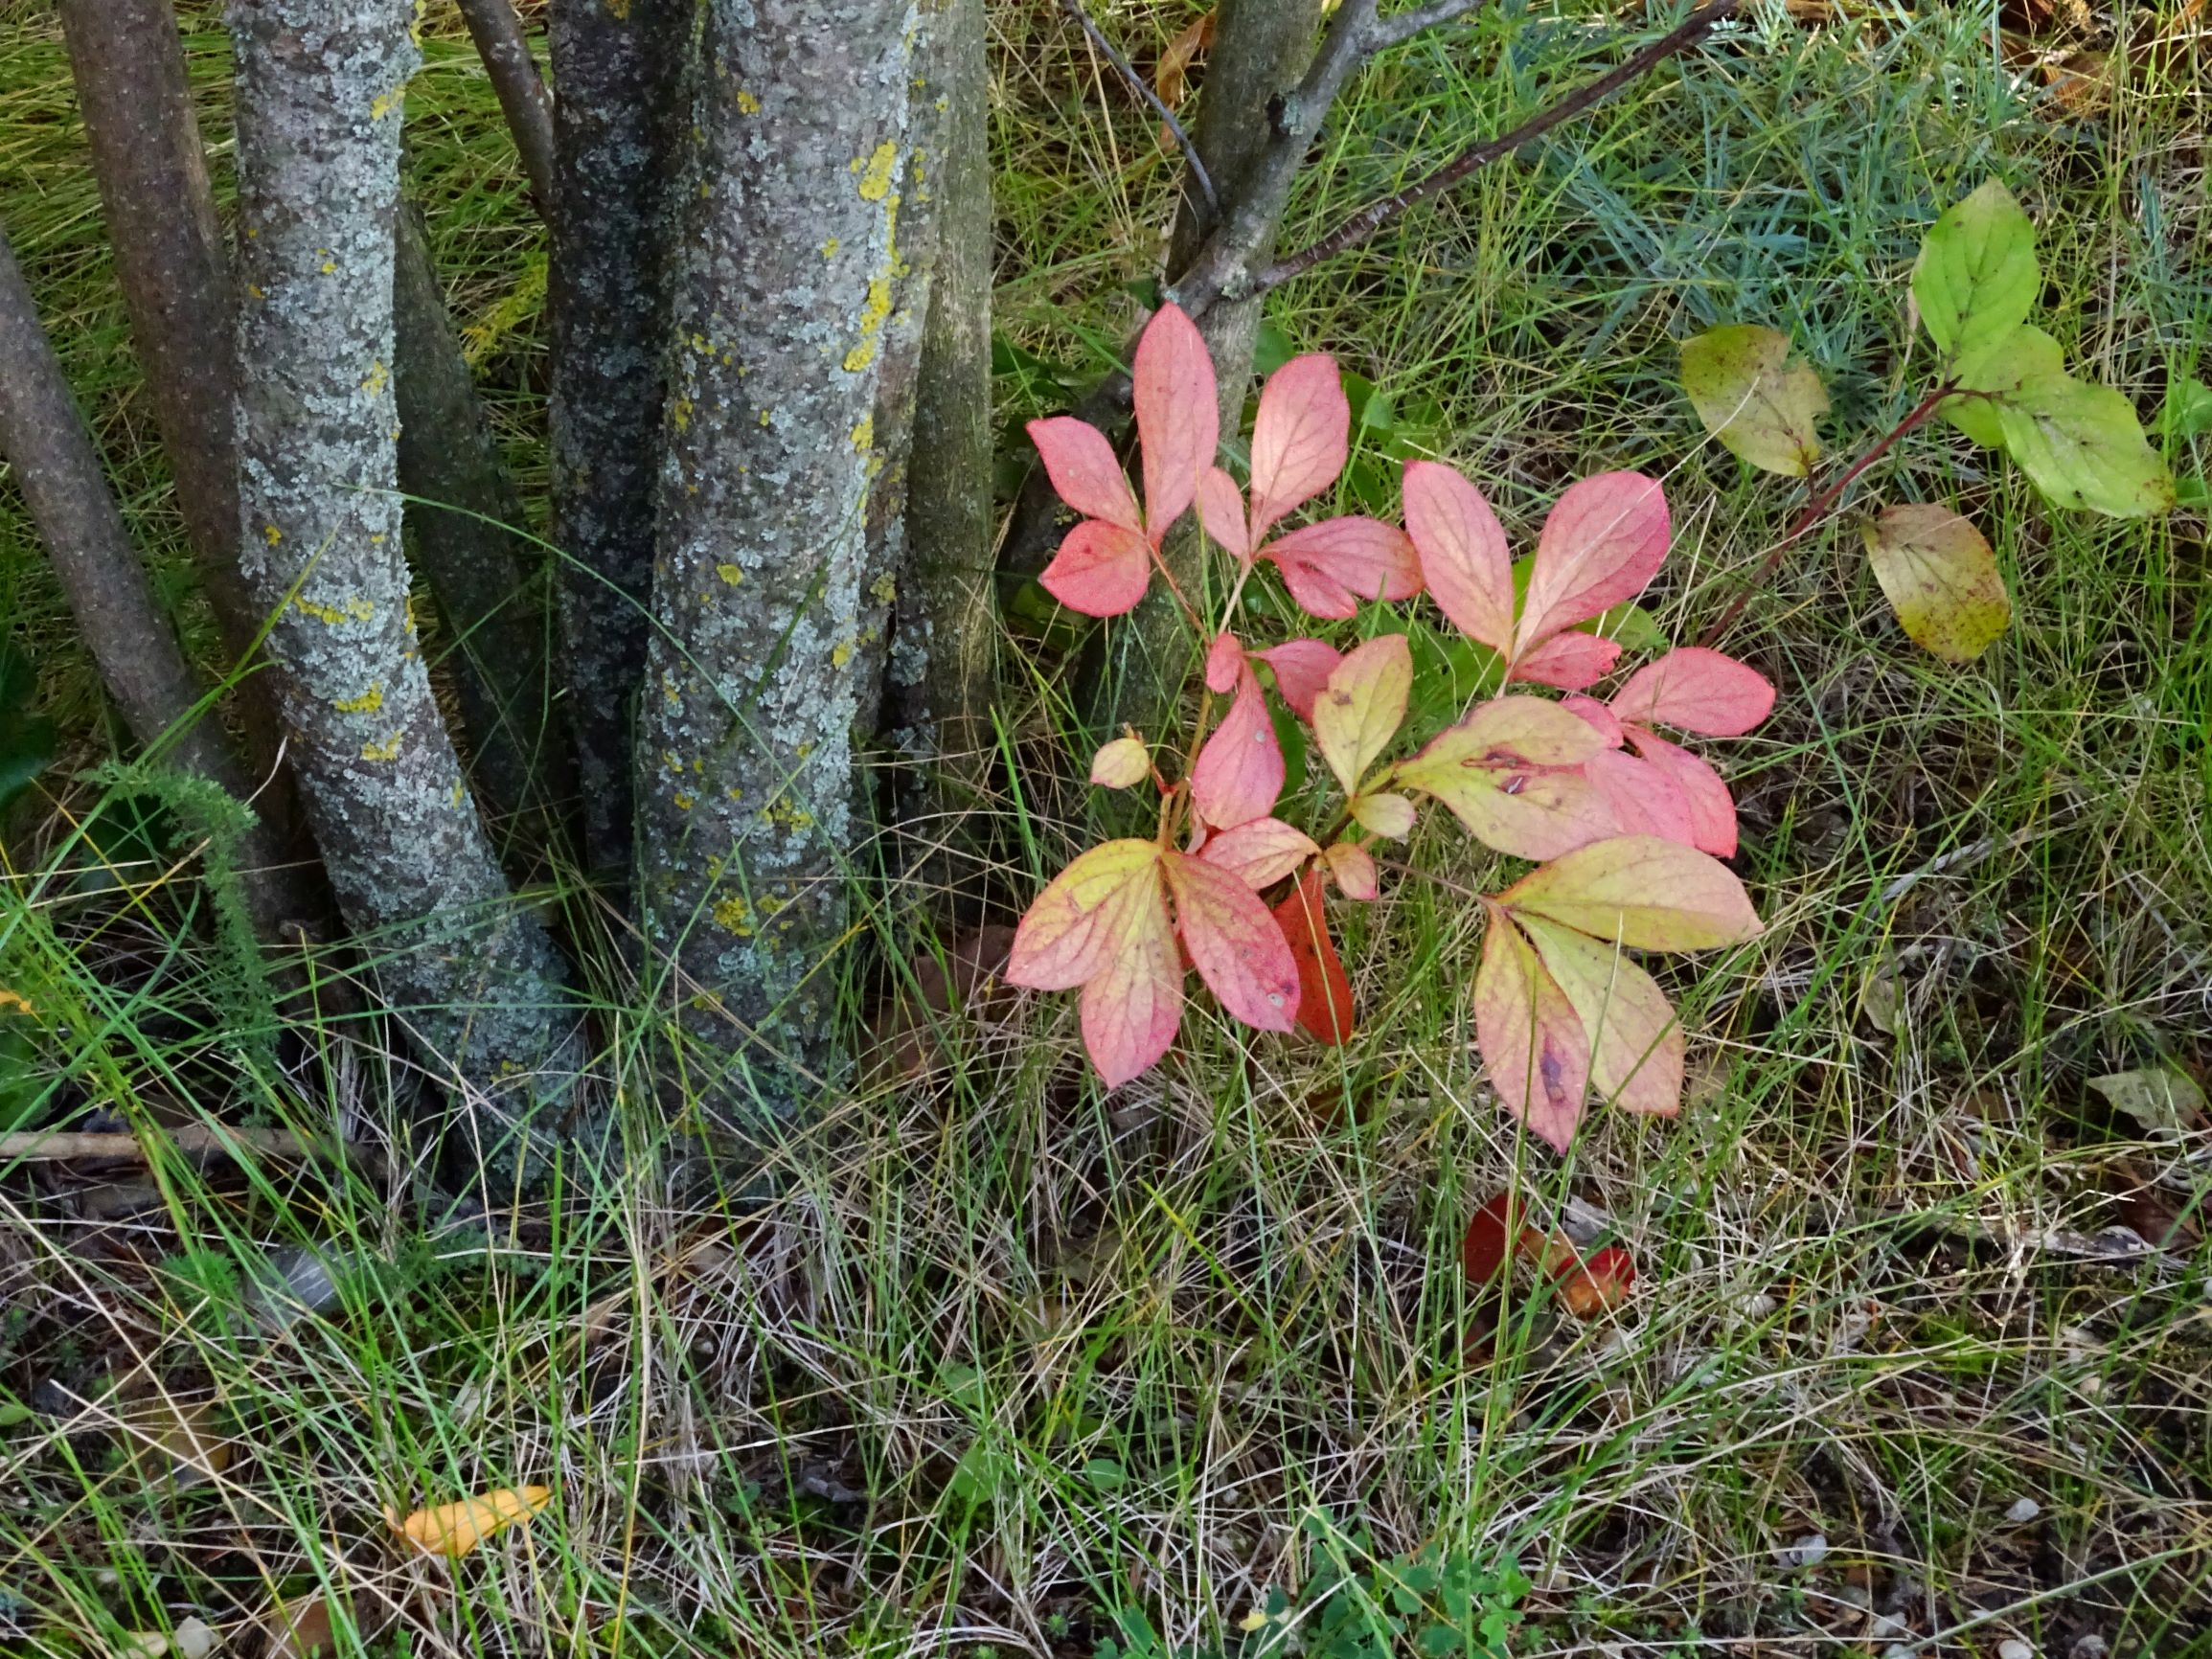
[454,0,557,212]
[1060,0,1220,228]
[1255,0,1740,293]
[1367,0,1493,54]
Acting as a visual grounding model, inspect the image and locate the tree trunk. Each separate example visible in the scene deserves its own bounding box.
[882,0,995,787]
[637,0,913,1113]
[0,223,302,941]
[453,0,558,211]
[1083,0,1325,739]
[545,0,689,879]
[393,201,574,861]
[230,0,579,1129]
[55,0,289,794]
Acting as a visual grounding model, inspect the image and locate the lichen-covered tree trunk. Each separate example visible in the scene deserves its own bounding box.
[546,0,688,878]
[882,0,994,783]
[393,201,573,859]
[230,0,578,1122]
[637,0,913,1111]
[56,0,292,796]
[1084,0,1324,738]
[0,223,303,941]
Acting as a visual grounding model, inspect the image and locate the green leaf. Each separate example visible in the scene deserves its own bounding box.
[2159,375,2212,440]
[1860,504,2012,663]
[1943,322,2064,448]
[1994,372,2175,518]
[1082,1457,1127,1491]
[1913,179,2038,364]
[1678,324,1829,477]
[1584,599,1666,654]
[1252,319,1297,378]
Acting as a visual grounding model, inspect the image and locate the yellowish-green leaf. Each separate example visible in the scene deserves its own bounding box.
[2160,375,2212,440]
[1350,790,1415,839]
[1995,372,2175,518]
[1679,324,1828,477]
[1088,736,1151,788]
[1943,323,2064,448]
[1396,696,1612,861]
[2087,1067,2206,1137]
[1499,835,1761,952]
[1517,916,1683,1117]
[1860,504,2011,663]
[1312,634,1411,797]
[387,1486,553,1557]
[1472,918,1587,1152]
[1912,179,2038,364]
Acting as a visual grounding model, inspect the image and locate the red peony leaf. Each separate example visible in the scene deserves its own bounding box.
[1608,647,1775,737]
[1203,628,1244,693]
[1191,667,1285,830]
[1131,303,1218,539]
[1007,839,1165,991]
[1271,869,1355,1043]
[1516,471,1668,654]
[1461,1192,1525,1286]
[1506,629,1623,690]
[1198,466,1251,559]
[1198,815,1318,890]
[1544,1241,1636,1318]
[1402,460,1514,652]
[1165,851,1300,1032]
[1026,416,1142,533]
[1623,724,1740,857]
[1254,638,1342,722]
[1040,519,1152,617]
[1473,915,1589,1152]
[1249,353,1351,538]
[1322,839,1378,899]
[1263,516,1422,619]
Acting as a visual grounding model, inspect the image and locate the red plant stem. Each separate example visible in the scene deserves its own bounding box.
[1696,380,1955,650]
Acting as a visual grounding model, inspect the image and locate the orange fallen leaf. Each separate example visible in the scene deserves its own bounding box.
[385,1486,552,1557]
[0,989,33,1016]
[1154,10,1215,148]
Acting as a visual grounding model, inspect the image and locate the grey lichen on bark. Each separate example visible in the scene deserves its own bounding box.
[230,0,580,1125]
[546,0,689,878]
[638,0,915,1114]
[882,0,995,786]
[393,200,573,860]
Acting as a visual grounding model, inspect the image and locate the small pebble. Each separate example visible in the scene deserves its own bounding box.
[1881,1646,1920,1659]
[2070,1638,2109,1659]
[1776,1532,1829,1569]
[1998,1641,2035,1659]
[172,1617,217,1659]
[2005,1496,2041,1523]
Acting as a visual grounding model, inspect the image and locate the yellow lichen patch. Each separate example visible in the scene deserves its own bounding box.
[717,563,744,586]
[735,88,761,114]
[360,360,389,396]
[295,594,375,626]
[671,398,693,433]
[664,750,686,774]
[849,415,874,452]
[604,0,631,18]
[263,524,283,545]
[831,639,855,669]
[854,142,899,202]
[842,275,897,374]
[333,682,385,715]
[871,570,898,603]
[369,89,399,122]
[820,237,840,261]
[673,791,696,811]
[758,408,773,426]
[692,332,710,352]
[361,733,402,762]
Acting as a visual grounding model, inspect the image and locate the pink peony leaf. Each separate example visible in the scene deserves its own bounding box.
[1623,724,1740,857]
[1203,628,1244,693]
[1473,915,1588,1152]
[1131,303,1218,539]
[1164,851,1301,1032]
[1584,747,1697,846]
[1198,466,1251,559]
[1191,668,1285,830]
[1322,840,1379,900]
[1608,647,1775,737]
[1263,516,1423,619]
[1079,898,1182,1085]
[1516,471,1669,653]
[1249,353,1351,538]
[1007,838,1164,991]
[1041,519,1152,617]
[1561,693,1625,748]
[1198,816,1319,890]
[1402,460,1514,652]
[1507,629,1623,690]
[1255,638,1342,722]
[1026,416,1142,533]
[1394,696,1615,861]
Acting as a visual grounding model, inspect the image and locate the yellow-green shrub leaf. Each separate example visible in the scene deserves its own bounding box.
[1913,179,2038,364]
[1995,372,2175,518]
[1860,504,2012,663]
[1498,835,1762,952]
[1517,916,1683,1117]
[1943,323,2064,447]
[1679,324,1828,477]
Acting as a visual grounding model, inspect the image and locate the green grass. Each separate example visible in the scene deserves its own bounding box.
[5,0,2211,1654]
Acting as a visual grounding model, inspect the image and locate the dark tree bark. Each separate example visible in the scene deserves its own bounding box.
[55,0,288,787]
[393,201,574,857]
[230,0,578,1122]
[1084,0,1326,738]
[545,0,689,878]
[636,0,913,1112]
[453,0,558,211]
[882,0,995,784]
[0,223,302,939]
